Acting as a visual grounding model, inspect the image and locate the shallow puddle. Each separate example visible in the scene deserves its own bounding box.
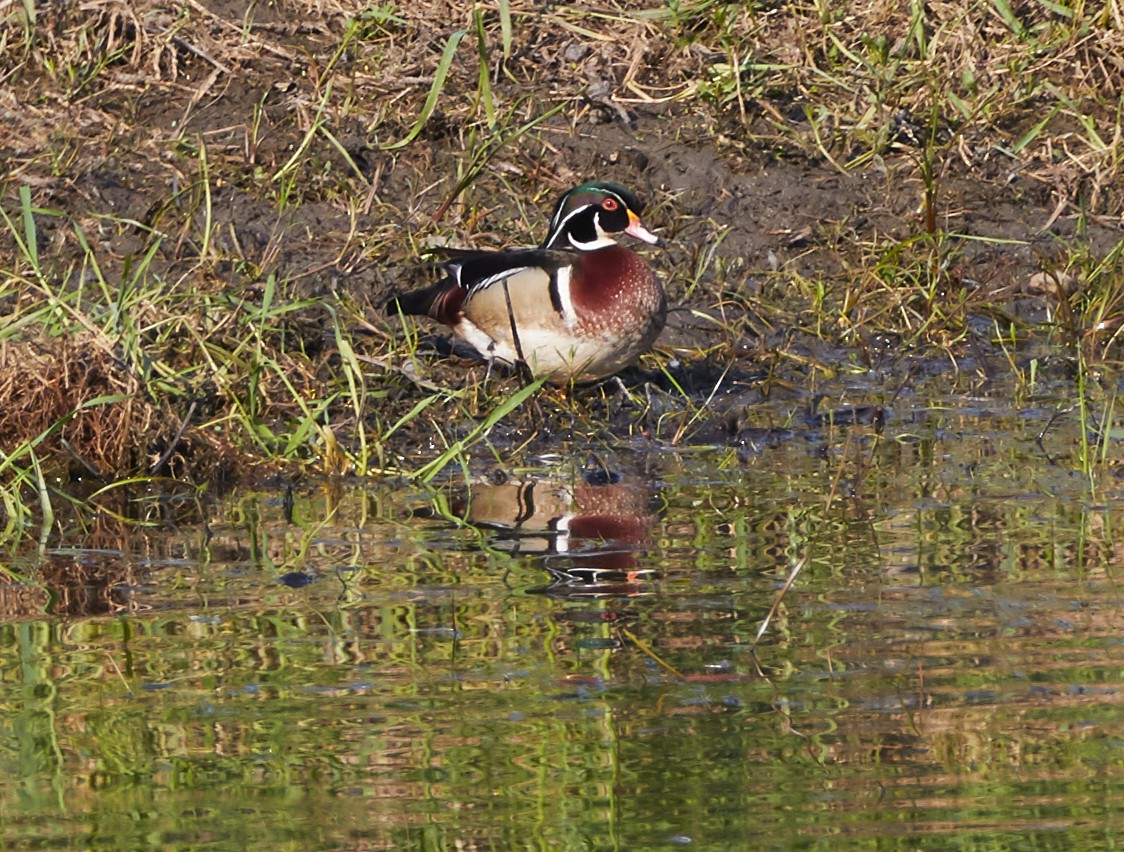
[2,375,1123,849]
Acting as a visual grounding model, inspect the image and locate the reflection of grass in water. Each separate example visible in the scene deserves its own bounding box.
[3,458,1122,846]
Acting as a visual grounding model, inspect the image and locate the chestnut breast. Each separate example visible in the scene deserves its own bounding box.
[570,247,663,335]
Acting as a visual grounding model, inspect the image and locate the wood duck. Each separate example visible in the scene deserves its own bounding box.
[387,182,666,384]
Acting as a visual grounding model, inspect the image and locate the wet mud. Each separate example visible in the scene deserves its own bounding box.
[3,2,1122,485]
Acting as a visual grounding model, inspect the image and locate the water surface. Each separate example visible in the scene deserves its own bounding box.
[2,374,1123,849]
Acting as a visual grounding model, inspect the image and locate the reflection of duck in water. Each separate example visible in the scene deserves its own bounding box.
[452,470,655,595]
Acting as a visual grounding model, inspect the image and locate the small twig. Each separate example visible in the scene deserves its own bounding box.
[822,428,854,513]
[355,353,455,394]
[170,36,233,75]
[181,0,296,63]
[104,651,133,695]
[751,555,808,649]
[620,627,685,680]
[150,400,197,474]
[59,439,107,480]
[1036,405,1075,464]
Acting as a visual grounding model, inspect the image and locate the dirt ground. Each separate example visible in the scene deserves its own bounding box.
[2,1,1123,484]
[7,54,1116,308]
[6,3,1120,297]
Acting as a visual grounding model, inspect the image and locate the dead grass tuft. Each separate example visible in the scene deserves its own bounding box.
[1,0,1123,510]
[0,581,50,620]
[0,332,232,481]
[0,333,143,474]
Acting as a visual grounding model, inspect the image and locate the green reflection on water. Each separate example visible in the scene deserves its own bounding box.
[1,390,1123,849]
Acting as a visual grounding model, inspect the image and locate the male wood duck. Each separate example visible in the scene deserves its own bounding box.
[387,182,666,384]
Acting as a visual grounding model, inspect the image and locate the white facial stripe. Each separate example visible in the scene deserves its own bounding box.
[547,204,592,247]
[547,190,629,248]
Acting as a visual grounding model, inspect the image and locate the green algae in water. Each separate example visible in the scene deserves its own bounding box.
[1,389,1123,849]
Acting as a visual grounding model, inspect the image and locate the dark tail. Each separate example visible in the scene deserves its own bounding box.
[385,278,465,326]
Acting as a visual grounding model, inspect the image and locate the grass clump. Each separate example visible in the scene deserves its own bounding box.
[1,0,1123,548]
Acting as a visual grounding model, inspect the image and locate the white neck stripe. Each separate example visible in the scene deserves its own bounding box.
[554,266,577,327]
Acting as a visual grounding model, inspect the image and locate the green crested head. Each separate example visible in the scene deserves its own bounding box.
[541,182,658,250]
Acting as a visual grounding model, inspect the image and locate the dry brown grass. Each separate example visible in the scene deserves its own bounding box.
[0,333,151,475]
[1,0,1122,502]
[0,331,236,480]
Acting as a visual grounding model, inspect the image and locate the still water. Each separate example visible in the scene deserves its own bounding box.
[2,375,1123,849]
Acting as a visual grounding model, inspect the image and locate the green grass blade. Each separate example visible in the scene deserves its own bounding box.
[412,377,546,484]
[28,448,54,538]
[380,393,445,445]
[329,308,369,467]
[19,185,38,270]
[383,29,466,150]
[475,9,496,129]
[319,124,370,183]
[0,190,38,275]
[1013,105,1060,153]
[992,0,1028,39]
[498,0,512,58]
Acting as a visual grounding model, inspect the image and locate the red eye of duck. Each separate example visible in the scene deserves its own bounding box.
[601,197,619,212]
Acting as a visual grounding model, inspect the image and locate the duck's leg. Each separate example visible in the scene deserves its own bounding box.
[500,279,535,385]
[481,346,530,388]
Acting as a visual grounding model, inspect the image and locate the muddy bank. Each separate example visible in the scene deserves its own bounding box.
[1,1,1122,488]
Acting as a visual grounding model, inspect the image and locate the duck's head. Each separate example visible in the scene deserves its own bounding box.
[541,182,660,250]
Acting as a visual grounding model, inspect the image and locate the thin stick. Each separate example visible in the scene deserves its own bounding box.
[751,554,807,649]
[150,400,197,474]
[621,627,684,680]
